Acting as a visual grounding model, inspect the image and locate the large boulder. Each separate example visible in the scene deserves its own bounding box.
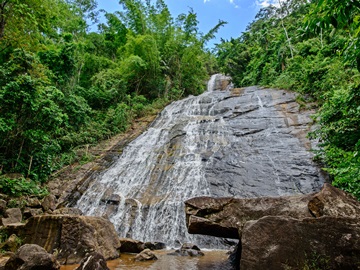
[19,215,121,264]
[4,244,60,270]
[185,194,314,239]
[240,216,360,270]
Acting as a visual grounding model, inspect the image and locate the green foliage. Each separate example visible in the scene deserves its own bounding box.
[0,49,67,181]
[0,176,48,197]
[302,252,331,270]
[0,228,8,245]
[0,0,223,190]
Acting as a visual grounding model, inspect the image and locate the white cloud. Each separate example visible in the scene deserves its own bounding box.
[256,0,283,8]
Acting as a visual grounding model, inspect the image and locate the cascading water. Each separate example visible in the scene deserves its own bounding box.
[75,74,324,248]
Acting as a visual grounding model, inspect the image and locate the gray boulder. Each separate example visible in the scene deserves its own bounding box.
[4,244,60,270]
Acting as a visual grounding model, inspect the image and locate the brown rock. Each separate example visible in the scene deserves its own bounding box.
[26,197,42,208]
[240,216,360,270]
[119,238,145,253]
[23,208,43,220]
[185,194,314,239]
[308,183,360,218]
[52,207,83,215]
[4,244,60,270]
[75,252,109,270]
[1,208,22,226]
[134,249,157,261]
[19,215,121,264]
[41,194,57,211]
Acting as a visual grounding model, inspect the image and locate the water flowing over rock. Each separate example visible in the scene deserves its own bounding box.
[73,74,324,248]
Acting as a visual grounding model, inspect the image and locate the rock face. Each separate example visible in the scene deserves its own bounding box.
[4,244,60,270]
[240,216,360,270]
[19,215,120,264]
[70,77,324,247]
[75,252,109,270]
[185,184,360,269]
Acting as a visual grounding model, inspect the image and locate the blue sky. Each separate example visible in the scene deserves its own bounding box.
[94,0,279,47]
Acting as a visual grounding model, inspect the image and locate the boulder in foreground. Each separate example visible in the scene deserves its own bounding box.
[4,244,60,270]
[20,215,120,264]
[240,216,360,270]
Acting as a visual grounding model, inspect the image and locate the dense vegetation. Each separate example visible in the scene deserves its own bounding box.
[0,0,225,191]
[216,0,360,198]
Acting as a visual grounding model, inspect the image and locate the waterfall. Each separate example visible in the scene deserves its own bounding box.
[75,74,324,248]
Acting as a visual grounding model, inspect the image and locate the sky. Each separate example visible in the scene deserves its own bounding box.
[94,0,279,47]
